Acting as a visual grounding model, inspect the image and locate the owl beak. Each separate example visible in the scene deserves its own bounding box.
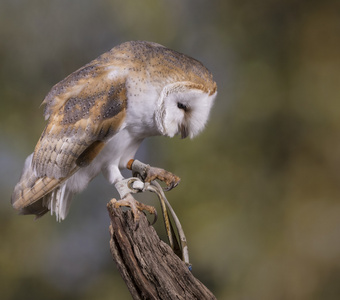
[180,124,189,139]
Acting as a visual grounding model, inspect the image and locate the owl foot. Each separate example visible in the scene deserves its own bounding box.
[127,159,180,191]
[112,194,157,229]
[114,178,157,228]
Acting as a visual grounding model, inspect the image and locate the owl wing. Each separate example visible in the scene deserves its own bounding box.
[12,59,128,211]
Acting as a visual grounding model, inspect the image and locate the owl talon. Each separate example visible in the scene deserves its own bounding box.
[128,159,180,192]
[163,180,180,192]
[145,167,180,191]
[113,194,157,228]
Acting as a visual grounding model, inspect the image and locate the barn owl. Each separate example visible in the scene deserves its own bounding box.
[11,41,217,222]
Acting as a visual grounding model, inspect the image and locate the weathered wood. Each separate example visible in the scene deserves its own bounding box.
[107,199,217,300]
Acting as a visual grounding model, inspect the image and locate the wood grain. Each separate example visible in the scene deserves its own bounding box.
[107,199,217,300]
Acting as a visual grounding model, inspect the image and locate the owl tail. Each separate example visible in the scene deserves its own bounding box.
[11,153,73,221]
[41,185,74,221]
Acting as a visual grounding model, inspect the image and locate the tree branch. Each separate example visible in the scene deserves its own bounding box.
[107,199,217,300]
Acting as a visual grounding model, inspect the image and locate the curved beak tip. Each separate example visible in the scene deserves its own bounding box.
[180,125,189,139]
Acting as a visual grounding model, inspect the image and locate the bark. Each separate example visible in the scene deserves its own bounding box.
[107,200,217,300]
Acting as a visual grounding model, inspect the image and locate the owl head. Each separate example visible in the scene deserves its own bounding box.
[156,82,216,139]
[134,42,218,139]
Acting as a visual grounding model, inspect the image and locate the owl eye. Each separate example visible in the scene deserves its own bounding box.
[177,102,188,112]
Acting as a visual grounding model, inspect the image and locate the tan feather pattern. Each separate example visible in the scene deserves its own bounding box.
[12,58,128,211]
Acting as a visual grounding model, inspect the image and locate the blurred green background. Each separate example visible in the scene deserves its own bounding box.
[1,0,340,299]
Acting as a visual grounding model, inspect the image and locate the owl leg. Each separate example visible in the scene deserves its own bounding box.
[114,178,157,227]
[127,159,180,191]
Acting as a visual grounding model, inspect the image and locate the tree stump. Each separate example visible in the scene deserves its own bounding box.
[107,199,217,300]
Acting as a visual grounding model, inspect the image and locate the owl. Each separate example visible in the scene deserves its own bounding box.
[11,41,217,221]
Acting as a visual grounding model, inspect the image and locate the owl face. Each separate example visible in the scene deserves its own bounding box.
[156,83,216,139]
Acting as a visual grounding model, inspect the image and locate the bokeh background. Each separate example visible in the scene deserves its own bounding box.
[1,0,340,299]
